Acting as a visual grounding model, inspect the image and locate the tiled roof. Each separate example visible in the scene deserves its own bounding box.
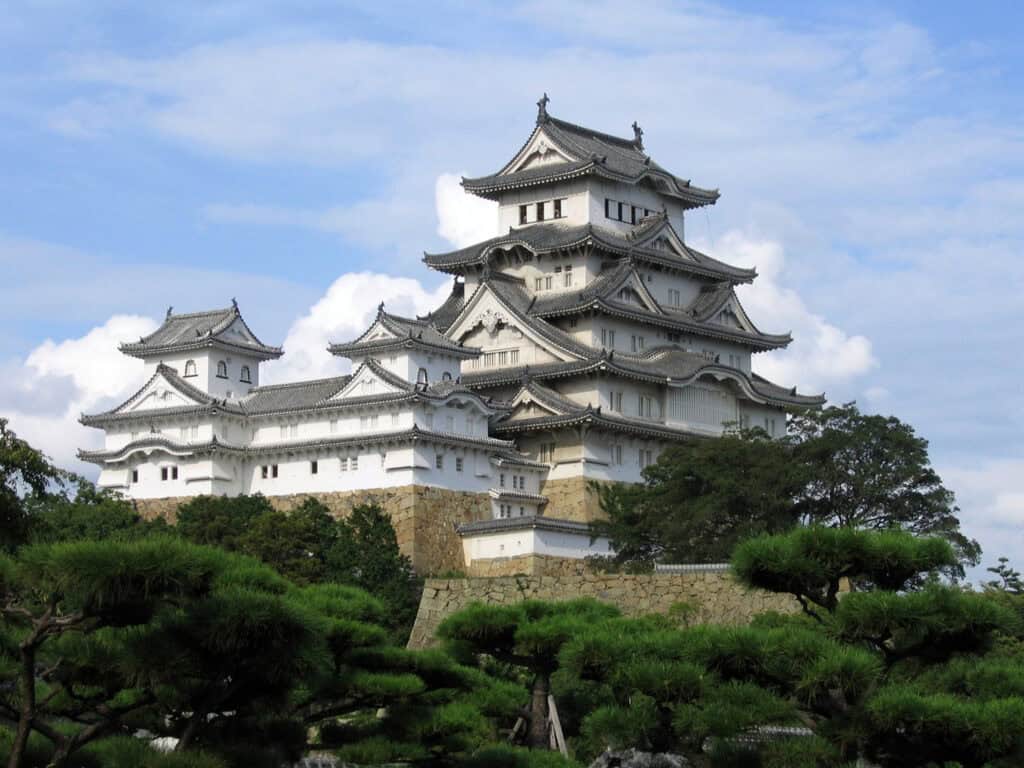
[419,280,466,332]
[79,426,517,465]
[329,304,477,358]
[483,277,596,359]
[119,303,282,360]
[462,113,719,209]
[80,363,245,426]
[457,515,596,536]
[423,220,755,283]
[239,375,352,414]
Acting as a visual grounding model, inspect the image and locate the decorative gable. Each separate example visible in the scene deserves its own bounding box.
[507,129,576,174]
[117,370,207,414]
[604,269,663,314]
[329,362,408,401]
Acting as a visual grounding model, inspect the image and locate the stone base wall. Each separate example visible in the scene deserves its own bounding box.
[132,486,491,575]
[465,554,593,578]
[408,569,797,648]
[541,477,614,522]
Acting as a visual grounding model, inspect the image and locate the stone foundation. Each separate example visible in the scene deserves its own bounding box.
[540,476,614,522]
[465,554,593,578]
[407,569,797,649]
[133,485,491,575]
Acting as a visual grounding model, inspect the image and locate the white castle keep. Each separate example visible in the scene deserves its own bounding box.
[80,97,822,575]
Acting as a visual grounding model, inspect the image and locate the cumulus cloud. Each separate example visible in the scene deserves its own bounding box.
[2,315,157,472]
[264,272,454,384]
[696,230,877,395]
[435,173,498,248]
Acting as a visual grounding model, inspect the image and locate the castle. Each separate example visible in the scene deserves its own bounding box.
[79,97,822,575]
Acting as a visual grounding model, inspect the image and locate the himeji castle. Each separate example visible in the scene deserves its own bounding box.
[80,97,822,575]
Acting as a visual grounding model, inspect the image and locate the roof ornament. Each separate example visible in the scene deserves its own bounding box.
[536,92,550,124]
[632,121,644,149]
[166,306,173,319]
[231,297,238,310]
[377,301,385,316]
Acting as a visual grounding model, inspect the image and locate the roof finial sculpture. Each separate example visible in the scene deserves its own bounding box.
[536,93,550,124]
[166,306,173,319]
[377,301,385,316]
[231,297,238,309]
[632,121,644,149]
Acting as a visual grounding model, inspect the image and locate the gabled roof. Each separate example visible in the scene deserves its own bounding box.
[119,302,282,360]
[445,276,593,362]
[80,363,245,426]
[418,280,466,332]
[329,303,478,359]
[461,106,719,209]
[239,375,352,414]
[463,349,825,409]
[531,270,792,351]
[423,218,755,283]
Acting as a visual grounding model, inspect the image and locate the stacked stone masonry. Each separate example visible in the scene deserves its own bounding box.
[134,485,492,574]
[539,476,611,522]
[407,570,798,649]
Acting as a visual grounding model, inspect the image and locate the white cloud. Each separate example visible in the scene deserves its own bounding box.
[435,173,498,248]
[263,271,453,384]
[3,315,157,472]
[941,458,1024,582]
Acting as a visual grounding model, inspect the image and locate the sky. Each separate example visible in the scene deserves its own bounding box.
[1,1,1022,579]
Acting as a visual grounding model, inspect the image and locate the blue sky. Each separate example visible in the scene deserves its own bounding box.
[1,1,1022,576]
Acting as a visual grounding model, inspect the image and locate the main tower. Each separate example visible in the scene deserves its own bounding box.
[423,96,822,520]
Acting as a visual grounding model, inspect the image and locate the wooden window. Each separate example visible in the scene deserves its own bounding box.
[310,460,318,475]
[519,204,528,225]
[500,473,506,487]
[416,368,428,388]
[519,506,526,516]
[544,275,552,289]
[456,457,464,472]
[534,277,543,291]
[350,455,358,471]
[617,201,625,221]
[240,365,251,383]
[216,360,228,378]
[171,466,178,480]
[604,198,611,218]
[271,464,278,478]
[261,465,269,479]
[563,264,573,287]
[160,467,168,481]
[131,469,139,483]
[631,205,640,224]
[435,453,444,469]
[536,201,546,221]
[553,198,563,218]
[183,359,197,377]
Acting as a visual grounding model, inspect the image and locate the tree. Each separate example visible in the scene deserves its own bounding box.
[593,427,804,565]
[326,503,421,639]
[549,527,1023,766]
[0,537,227,767]
[595,404,980,574]
[790,404,981,569]
[0,418,68,552]
[174,493,274,551]
[439,599,621,750]
[237,497,338,585]
[25,480,169,545]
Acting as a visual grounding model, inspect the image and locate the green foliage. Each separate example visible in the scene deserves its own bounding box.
[733,526,956,615]
[175,496,421,639]
[175,493,274,550]
[595,403,980,574]
[457,744,581,767]
[25,482,170,545]
[0,417,69,551]
[986,556,1024,595]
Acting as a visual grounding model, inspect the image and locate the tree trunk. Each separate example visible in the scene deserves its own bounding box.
[527,673,550,749]
[8,645,37,768]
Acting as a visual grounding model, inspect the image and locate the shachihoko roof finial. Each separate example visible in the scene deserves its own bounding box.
[231,297,238,309]
[166,306,173,319]
[536,93,550,123]
[632,121,644,149]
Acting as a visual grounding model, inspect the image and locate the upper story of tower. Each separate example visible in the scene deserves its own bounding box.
[460,94,719,240]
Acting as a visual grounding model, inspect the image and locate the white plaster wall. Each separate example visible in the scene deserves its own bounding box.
[498,179,588,230]
[141,349,261,400]
[586,179,687,237]
[462,527,612,564]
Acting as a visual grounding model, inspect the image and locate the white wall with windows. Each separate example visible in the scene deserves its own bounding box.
[461,526,612,565]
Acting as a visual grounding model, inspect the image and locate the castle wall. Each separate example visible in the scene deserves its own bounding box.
[407,568,798,649]
[133,484,492,574]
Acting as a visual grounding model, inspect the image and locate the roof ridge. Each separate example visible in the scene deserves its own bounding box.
[166,306,235,320]
[547,115,640,151]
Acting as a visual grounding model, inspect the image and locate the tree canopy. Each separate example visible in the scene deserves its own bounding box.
[594,403,981,573]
